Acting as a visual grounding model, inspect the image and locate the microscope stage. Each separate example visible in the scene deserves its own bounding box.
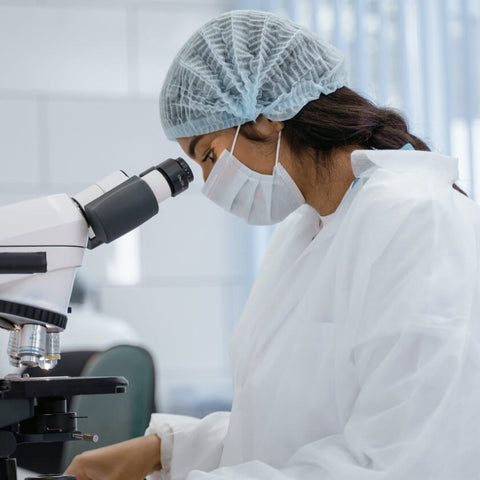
[0,375,128,399]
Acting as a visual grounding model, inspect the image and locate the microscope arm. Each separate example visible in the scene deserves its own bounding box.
[0,158,193,370]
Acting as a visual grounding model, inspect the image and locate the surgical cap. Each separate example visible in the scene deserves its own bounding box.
[160,10,347,140]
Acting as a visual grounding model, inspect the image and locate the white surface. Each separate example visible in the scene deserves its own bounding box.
[137,7,221,95]
[0,99,40,184]
[74,170,129,207]
[46,99,176,184]
[0,194,87,245]
[140,193,252,278]
[0,5,128,94]
[61,303,142,351]
[142,169,172,204]
[0,194,88,322]
[99,281,245,410]
[100,284,228,371]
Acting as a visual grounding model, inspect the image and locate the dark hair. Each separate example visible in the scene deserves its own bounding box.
[243,86,466,194]
[282,86,430,159]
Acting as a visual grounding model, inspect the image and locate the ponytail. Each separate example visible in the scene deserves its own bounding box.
[367,109,430,151]
[282,87,430,162]
[243,87,465,194]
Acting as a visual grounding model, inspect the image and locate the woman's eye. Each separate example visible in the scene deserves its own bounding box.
[202,150,216,163]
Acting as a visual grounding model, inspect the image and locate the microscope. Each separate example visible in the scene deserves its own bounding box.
[0,159,194,480]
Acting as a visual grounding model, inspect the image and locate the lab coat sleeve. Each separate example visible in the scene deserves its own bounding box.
[182,182,480,479]
[145,411,230,480]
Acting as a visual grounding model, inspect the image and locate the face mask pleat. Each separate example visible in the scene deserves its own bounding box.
[206,150,250,211]
[231,178,260,219]
[249,177,274,224]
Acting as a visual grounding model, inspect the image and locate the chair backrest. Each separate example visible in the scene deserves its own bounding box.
[60,344,156,471]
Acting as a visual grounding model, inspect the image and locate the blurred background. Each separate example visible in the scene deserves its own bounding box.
[0,0,479,418]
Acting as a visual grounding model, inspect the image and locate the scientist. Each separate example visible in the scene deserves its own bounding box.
[66,10,480,480]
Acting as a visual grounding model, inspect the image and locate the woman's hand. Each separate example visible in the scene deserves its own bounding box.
[64,434,162,480]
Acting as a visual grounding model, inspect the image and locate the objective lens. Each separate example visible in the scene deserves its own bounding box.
[39,332,61,370]
[7,329,21,367]
[19,324,46,367]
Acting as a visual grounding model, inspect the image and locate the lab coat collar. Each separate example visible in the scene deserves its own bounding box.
[351,149,459,183]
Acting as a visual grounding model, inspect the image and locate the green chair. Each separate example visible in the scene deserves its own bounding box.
[60,344,156,472]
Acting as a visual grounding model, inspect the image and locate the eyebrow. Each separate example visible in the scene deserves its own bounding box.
[188,135,205,158]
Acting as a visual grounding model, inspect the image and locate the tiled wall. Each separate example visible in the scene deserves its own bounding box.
[0,0,256,415]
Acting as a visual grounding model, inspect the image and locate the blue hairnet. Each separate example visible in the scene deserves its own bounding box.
[160,10,347,140]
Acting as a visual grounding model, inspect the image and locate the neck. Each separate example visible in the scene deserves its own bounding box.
[292,147,358,216]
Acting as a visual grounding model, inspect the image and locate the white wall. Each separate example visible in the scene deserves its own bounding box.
[0,0,254,415]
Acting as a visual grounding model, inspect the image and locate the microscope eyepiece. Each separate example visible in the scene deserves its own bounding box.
[173,157,195,183]
[81,158,194,249]
[140,157,194,197]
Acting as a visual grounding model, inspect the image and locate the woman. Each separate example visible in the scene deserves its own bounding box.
[66,10,480,480]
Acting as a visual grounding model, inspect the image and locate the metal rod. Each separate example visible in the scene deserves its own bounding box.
[72,433,99,443]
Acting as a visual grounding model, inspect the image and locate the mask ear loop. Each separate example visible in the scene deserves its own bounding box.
[275,130,282,167]
[231,125,242,156]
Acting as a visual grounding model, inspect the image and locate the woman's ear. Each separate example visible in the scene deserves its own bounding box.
[249,115,284,139]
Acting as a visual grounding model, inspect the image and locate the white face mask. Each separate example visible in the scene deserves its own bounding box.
[201,126,305,225]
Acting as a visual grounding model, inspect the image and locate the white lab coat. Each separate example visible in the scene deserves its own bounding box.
[147,149,480,480]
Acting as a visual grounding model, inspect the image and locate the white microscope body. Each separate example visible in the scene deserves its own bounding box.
[0,159,193,371]
[0,193,88,369]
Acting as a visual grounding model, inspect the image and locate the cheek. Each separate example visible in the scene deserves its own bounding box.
[202,163,215,182]
[234,142,275,175]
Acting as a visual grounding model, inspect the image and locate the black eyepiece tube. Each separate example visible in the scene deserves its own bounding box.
[84,176,159,249]
[83,158,194,249]
[140,158,194,197]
